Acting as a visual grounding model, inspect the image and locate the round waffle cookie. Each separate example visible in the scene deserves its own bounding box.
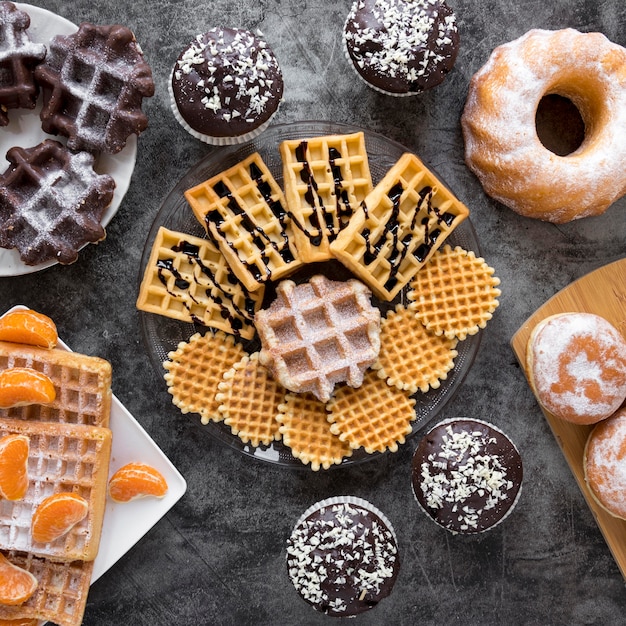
[372,304,458,393]
[327,370,416,454]
[407,245,501,340]
[277,392,353,470]
[215,352,283,447]
[163,331,245,424]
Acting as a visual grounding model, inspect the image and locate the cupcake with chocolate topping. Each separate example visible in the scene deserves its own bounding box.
[412,418,523,534]
[169,28,283,144]
[343,0,460,96]
[286,496,400,617]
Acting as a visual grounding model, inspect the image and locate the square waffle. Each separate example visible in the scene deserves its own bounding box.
[0,341,112,428]
[0,418,112,562]
[330,152,470,301]
[0,550,93,626]
[136,226,265,340]
[280,132,373,263]
[184,152,303,292]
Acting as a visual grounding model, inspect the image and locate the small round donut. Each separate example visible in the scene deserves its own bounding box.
[461,29,626,223]
[526,313,626,425]
[584,408,626,519]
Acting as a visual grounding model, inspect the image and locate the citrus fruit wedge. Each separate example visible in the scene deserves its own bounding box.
[0,368,56,409]
[31,492,89,544]
[0,434,29,501]
[0,553,38,606]
[108,462,168,503]
[0,309,57,349]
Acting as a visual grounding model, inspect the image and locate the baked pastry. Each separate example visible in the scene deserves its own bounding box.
[330,152,469,301]
[255,275,381,403]
[286,496,400,616]
[0,2,46,126]
[584,408,626,520]
[35,22,154,154]
[170,28,283,145]
[0,140,115,266]
[412,418,523,534]
[526,313,626,425]
[184,152,302,291]
[280,132,373,263]
[461,28,626,223]
[343,0,459,95]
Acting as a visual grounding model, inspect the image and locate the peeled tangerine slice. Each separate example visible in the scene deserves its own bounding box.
[31,492,89,544]
[0,367,56,409]
[0,552,38,606]
[0,309,58,349]
[0,434,29,501]
[108,462,168,503]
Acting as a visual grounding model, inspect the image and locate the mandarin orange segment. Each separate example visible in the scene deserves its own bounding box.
[0,309,58,349]
[108,462,168,503]
[31,492,89,544]
[0,368,56,409]
[0,434,29,501]
[0,553,38,606]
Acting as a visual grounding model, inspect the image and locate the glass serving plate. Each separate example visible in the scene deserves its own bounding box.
[138,120,482,468]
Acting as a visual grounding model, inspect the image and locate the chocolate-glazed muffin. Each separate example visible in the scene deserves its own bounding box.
[343,0,460,95]
[169,28,283,145]
[286,496,399,616]
[412,418,523,534]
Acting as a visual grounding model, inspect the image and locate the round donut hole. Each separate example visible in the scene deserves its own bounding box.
[535,94,586,156]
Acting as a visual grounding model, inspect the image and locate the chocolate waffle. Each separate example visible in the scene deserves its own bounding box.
[0,140,115,266]
[330,152,469,301]
[136,226,264,340]
[35,22,154,154]
[184,152,302,291]
[255,275,381,403]
[280,132,373,263]
[0,2,46,126]
[408,245,501,340]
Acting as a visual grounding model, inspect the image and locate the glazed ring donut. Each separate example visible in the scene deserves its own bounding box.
[461,28,626,223]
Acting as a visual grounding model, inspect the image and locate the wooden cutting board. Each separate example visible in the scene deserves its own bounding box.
[510,257,626,579]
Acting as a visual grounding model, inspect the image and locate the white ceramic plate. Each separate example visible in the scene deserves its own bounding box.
[3,305,187,583]
[0,5,138,277]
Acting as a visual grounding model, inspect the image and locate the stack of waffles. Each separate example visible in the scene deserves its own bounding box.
[0,340,113,626]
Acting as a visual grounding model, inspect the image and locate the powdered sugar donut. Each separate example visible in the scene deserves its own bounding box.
[584,408,626,519]
[461,29,626,223]
[527,313,626,424]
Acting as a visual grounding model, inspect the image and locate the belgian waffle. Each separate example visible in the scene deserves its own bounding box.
[0,550,93,626]
[277,392,352,470]
[136,226,265,340]
[408,245,501,340]
[34,22,154,154]
[0,418,111,562]
[327,370,416,454]
[0,341,112,428]
[163,331,246,425]
[0,2,46,126]
[280,132,373,263]
[255,275,381,403]
[330,152,469,301]
[372,305,458,394]
[184,152,302,292]
[215,353,283,447]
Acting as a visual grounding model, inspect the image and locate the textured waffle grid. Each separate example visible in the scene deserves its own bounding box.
[215,353,284,447]
[256,275,381,403]
[408,245,501,340]
[330,152,470,301]
[277,392,352,470]
[136,227,264,340]
[372,305,458,394]
[328,370,416,454]
[184,152,302,292]
[0,418,111,562]
[0,341,112,428]
[280,132,373,263]
[0,550,93,626]
[163,331,246,424]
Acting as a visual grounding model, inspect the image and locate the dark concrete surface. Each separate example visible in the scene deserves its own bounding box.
[3,1,626,624]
